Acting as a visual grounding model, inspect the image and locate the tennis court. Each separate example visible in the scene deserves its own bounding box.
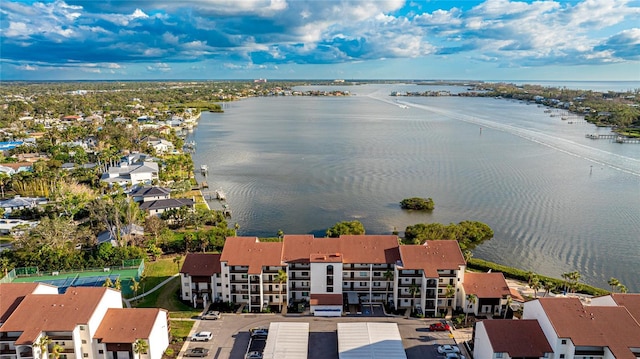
[12,267,140,296]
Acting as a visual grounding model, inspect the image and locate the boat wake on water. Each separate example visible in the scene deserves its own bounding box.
[367,93,640,178]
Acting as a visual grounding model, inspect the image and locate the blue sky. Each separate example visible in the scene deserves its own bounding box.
[1,0,639,81]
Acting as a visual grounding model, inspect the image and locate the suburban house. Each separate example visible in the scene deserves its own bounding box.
[138,198,195,217]
[474,319,553,359]
[100,161,159,187]
[0,284,169,359]
[461,272,511,317]
[143,137,175,155]
[179,253,222,308]
[0,196,47,215]
[96,224,145,247]
[522,296,640,359]
[181,235,468,316]
[129,186,171,203]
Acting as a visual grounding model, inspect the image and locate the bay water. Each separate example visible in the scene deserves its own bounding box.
[189,84,640,292]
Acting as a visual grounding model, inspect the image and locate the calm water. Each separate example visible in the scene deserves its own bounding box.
[189,84,640,292]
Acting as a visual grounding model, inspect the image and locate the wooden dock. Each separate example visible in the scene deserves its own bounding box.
[586,134,640,143]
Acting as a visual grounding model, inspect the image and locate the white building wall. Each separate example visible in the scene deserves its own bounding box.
[310,263,342,294]
[589,296,616,306]
[473,322,496,359]
[523,300,565,359]
[180,273,192,301]
[147,311,169,359]
[220,262,231,302]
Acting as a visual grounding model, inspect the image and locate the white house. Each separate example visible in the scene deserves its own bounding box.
[100,161,159,187]
[179,253,223,308]
[474,319,553,359]
[0,284,169,359]
[523,297,640,359]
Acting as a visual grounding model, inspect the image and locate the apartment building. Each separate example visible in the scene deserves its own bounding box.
[0,284,169,359]
[179,253,222,307]
[180,235,467,316]
[474,320,553,359]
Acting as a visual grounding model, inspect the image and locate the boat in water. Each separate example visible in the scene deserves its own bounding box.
[200,165,208,173]
[215,189,226,201]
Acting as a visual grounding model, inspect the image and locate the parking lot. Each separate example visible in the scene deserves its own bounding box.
[181,314,460,359]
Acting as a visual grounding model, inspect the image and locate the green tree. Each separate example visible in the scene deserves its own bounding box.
[444,284,455,313]
[503,295,513,319]
[133,339,149,357]
[35,335,51,359]
[326,220,365,238]
[543,281,556,297]
[400,197,434,210]
[383,270,394,304]
[0,173,10,198]
[276,269,288,312]
[409,284,420,311]
[465,294,477,325]
[173,255,182,272]
[608,277,621,293]
[130,278,141,299]
[103,277,113,288]
[530,276,541,298]
[277,229,284,239]
[114,277,122,291]
[48,344,64,359]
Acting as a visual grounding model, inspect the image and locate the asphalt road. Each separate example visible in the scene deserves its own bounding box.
[181,314,459,359]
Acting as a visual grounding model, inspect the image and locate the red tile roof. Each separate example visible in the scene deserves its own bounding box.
[398,240,465,277]
[281,235,341,263]
[310,294,343,306]
[0,283,40,323]
[462,272,510,299]
[481,320,552,357]
[338,235,400,264]
[0,287,114,345]
[220,237,284,274]
[612,293,640,322]
[538,297,640,359]
[180,253,221,276]
[94,308,166,343]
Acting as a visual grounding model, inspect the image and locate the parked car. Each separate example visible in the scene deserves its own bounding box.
[250,327,269,338]
[191,331,213,341]
[184,347,210,357]
[245,351,263,359]
[437,344,460,354]
[429,322,451,331]
[445,353,466,359]
[202,310,221,320]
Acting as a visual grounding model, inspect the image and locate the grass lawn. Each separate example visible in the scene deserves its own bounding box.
[134,255,201,318]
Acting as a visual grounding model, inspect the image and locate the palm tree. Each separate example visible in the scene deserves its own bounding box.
[444,284,455,315]
[530,276,541,298]
[0,173,10,198]
[132,339,149,358]
[465,294,477,325]
[503,295,513,319]
[608,277,620,293]
[48,344,64,359]
[276,269,288,312]
[114,277,122,291]
[383,270,394,304]
[277,229,284,239]
[0,257,11,277]
[173,255,182,272]
[234,222,239,236]
[543,281,556,297]
[409,284,420,312]
[463,250,473,263]
[103,277,113,288]
[35,335,51,359]
[619,285,628,293]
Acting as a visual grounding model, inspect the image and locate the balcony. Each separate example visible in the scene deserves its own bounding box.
[289,275,310,281]
[0,347,17,355]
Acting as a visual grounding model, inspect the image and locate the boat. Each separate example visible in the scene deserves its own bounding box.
[200,165,208,173]
[215,189,226,201]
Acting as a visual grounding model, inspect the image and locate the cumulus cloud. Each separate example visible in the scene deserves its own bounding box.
[1,0,639,76]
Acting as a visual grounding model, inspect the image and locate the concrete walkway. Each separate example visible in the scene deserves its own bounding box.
[123,273,180,308]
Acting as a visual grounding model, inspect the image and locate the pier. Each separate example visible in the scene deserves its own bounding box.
[586,134,640,143]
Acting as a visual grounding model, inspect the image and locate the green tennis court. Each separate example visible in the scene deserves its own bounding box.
[12,267,140,296]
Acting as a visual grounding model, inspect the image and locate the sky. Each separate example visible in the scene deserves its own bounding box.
[1,0,639,81]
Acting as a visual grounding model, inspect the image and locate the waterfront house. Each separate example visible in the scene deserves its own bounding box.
[138,198,195,217]
[100,161,159,187]
[129,186,171,203]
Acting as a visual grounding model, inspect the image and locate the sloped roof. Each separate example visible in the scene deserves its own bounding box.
[139,198,194,211]
[94,308,166,343]
[481,320,552,357]
[0,283,40,323]
[538,297,640,359]
[281,235,341,263]
[180,253,221,276]
[220,237,284,274]
[0,287,113,345]
[611,293,640,322]
[130,186,171,198]
[398,240,465,277]
[462,272,510,299]
[338,235,400,264]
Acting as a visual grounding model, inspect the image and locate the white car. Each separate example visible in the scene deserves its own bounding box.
[202,311,221,320]
[437,345,460,354]
[191,331,213,341]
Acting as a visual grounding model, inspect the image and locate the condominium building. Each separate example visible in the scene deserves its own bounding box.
[180,234,468,316]
[0,284,169,359]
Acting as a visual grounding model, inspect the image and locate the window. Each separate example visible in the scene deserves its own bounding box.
[360,272,368,277]
[373,272,381,277]
[495,354,503,359]
[561,339,567,344]
[242,295,249,299]
[559,355,565,359]
[327,276,334,285]
[82,339,87,344]
[302,292,309,297]
[327,286,333,292]
[217,283,221,286]
[79,325,85,330]
[373,282,381,287]
[98,350,104,354]
[302,272,309,276]
[83,354,89,358]
[327,265,334,275]
[360,282,367,286]
[242,274,248,279]
[184,283,189,287]
[184,292,188,296]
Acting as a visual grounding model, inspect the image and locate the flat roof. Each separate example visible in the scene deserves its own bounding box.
[263,322,309,359]
[338,322,407,359]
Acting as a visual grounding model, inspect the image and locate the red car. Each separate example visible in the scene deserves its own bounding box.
[429,322,451,331]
